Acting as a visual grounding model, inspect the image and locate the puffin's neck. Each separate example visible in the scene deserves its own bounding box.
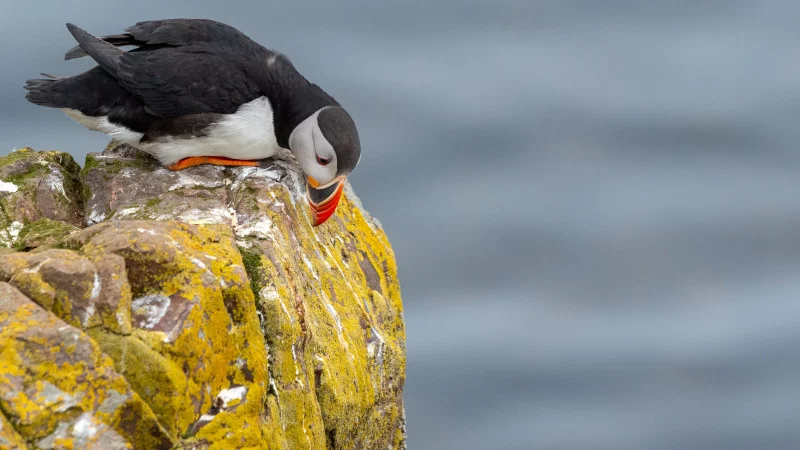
[272,82,339,149]
[245,50,340,148]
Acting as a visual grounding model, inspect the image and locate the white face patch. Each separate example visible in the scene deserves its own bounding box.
[288,107,338,186]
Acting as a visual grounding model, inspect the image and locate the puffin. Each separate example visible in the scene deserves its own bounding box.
[24,19,361,226]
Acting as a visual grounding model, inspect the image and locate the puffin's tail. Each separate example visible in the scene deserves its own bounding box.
[25,71,83,109]
[24,66,123,111]
[24,78,64,108]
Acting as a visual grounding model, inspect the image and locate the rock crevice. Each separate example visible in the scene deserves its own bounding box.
[0,145,406,449]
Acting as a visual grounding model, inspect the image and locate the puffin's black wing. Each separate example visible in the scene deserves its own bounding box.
[65,34,142,60]
[116,46,262,117]
[66,23,263,118]
[65,19,250,60]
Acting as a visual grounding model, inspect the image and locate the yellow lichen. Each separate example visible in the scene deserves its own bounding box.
[236,182,406,449]
[0,411,29,449]
[0,283,171,449]
[75,222,269,445]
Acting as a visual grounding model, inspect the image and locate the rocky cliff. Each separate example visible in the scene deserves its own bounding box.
[0,145,406,449]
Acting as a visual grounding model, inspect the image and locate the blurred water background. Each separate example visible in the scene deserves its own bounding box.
[3,1,800,448]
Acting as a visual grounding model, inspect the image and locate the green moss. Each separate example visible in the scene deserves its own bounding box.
[104,160,126,174]
[0,149,80,189]
[80,154,99,205]
[0,147,34,166]
[82,151,157,179]
[132,150,158,170]
[54,152,81,175]
[81,153,99,175]
[145,197,162,208]
[55,153,83,212]
[238,246,263,298]
[3,162,46,186]
[104,140,123,153]
[14,218,78,251]
[0,150,84,223]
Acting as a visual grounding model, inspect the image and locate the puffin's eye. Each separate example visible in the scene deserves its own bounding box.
[317,155,331,166]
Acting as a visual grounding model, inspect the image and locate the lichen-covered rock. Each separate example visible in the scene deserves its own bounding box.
[0,249,105,330]
[0,410,28,450]
[0,282,173,449]
[0,145,406,449]
[0,148,83,248]
[82,142,232,226]
[70,221,273,447]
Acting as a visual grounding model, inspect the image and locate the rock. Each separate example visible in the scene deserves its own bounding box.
[0,148,83,248]
[0,282,173,449]
[0,411,28,450]
[0,249,105,329]
[0,145,406,449]
[14,218,79,250]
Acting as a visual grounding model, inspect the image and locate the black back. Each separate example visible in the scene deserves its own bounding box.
[26,20,340,142]
[64,19,254,60]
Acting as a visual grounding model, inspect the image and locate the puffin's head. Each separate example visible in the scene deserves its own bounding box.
[289,106,361,226]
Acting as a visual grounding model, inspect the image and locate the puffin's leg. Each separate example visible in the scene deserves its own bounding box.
[167,156,260,171]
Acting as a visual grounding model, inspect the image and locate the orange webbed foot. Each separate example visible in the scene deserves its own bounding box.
[167,156,261,171]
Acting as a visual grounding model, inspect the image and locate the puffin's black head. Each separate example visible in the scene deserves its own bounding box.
[318,107,361,177]
[289,106,361,226]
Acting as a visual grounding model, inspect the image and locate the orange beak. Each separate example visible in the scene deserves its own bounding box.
[306,177,345,226]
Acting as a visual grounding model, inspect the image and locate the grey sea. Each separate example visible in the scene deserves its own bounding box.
[2,1,800,448]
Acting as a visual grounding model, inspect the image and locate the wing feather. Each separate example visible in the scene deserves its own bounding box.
[65,19,252,60]
[66,22,266,118]
[114,46,261,117]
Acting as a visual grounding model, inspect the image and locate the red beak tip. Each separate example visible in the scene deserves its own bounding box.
[309,203,337,226]
[308,193,343,227]
[307,179,345,227]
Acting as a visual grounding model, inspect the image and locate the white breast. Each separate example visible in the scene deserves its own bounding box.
[63,96,284,166]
